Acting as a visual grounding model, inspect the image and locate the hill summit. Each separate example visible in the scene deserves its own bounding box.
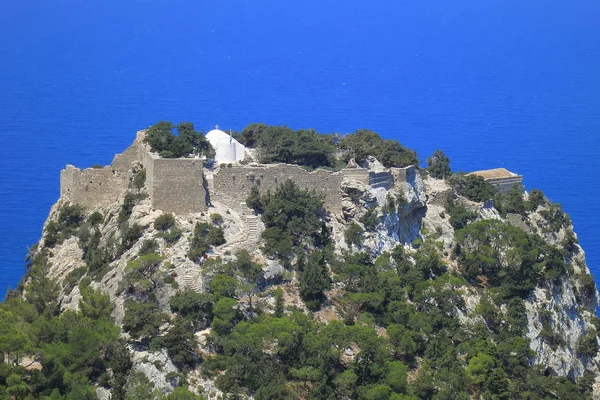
[3,122,600,399]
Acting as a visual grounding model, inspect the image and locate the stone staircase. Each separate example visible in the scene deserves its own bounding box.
[181,272,201,292]
[218,203,264,254]
[245,215,260,248]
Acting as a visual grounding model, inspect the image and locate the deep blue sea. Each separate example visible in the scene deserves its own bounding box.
[1,1,599,297]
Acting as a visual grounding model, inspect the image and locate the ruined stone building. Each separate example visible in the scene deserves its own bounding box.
[59,129,420,216]
[60,128,521,216]
[469,167,523,193]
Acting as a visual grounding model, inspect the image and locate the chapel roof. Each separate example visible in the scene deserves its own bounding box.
[468,168,520,180]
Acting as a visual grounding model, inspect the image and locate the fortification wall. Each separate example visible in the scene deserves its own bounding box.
[59,136,148,209]
[211,164,347,214]
[111,133,145,175]
[488,176,523,194]
[60,165,128,208]
[144,153,206,214]
[368,171,394,189]
[339,168,370,185]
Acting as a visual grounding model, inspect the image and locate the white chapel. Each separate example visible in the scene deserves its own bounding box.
[205,126,247,164]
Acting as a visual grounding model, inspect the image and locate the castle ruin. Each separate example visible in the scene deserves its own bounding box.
[59,130,420,216]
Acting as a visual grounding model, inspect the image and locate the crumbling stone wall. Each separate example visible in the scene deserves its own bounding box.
[111,132,145,175]
[59,131,435,217]
[488,176,524,194]
[144,153,206,214]
[59,138,145,208]
[211,164,346,214]
[339,169,370,185]
[60,165,127,208]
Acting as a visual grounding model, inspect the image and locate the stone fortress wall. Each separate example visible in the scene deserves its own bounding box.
[59,133,146,208]
[210,164,347,214]
[144,152,206,215]
[61,131,519,217]
[59,131,418,216]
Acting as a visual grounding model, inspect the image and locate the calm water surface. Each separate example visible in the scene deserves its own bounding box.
[1,0,599,298]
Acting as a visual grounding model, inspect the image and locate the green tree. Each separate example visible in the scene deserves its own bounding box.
[274,288,285,317]
[122,300,166,341]
[162,317,198,368]
[299,251,330,310]
[427,150,451,179]
[0,310,32,366]
[79,287,113,319]
[340,129,418,168]
[210,274,238,300]
[345,222,364,248]
[466,353,495,386]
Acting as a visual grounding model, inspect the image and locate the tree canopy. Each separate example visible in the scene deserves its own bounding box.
[145,121,215,159]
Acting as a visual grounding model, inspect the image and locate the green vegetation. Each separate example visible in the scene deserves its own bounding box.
[340,129,418,168]
[445,198,476,230]
[344,222,364,248]
[154,213,182,244]
[0,290,129,398]
[4,130,598,399]
[248,180,330,261]
[44,203,86,248]
[448,172,497,203]
[187,222,225,261]
[426,149,451,179]
[210,213,223,225]
[495,183,526,216]
[145,121,215,159]
[299,250,330,310]
[238,124,337,168]
[237,123,418,169]
[132,169,146,189]
[454,220,568,299]
[123,298,167,341]
[118,192,146,224]
[359,207,379,231]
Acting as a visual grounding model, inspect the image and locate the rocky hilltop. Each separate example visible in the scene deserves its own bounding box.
[3,123,600,400]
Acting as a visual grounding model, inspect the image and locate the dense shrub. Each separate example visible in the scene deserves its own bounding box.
[118,192,146,224]
[345,222,364,248]
[119,223,144,253]
[87,211,103,226]
[154,214,176,231]
[170,291,214,329]
[122,299,166,341]
[145,121,214,159]
[360,208,379,231]
[239,124,337,168]
[448,172,497,203]
[445,198,476,230]
[249,180,330,260]
[455,220,567,299]
[339,129,418,168]
[44,203,86,247]
[132,169,146,189]
[426,149,451,179]
[526,189,547,211]
[299,250,330,310]
[577,332,599,357]
[539,203,570,233]
[210,213,224,225]
[188,222,226,261]
[138,238,159,256]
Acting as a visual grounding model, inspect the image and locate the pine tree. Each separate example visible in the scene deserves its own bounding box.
[299,251,330,310]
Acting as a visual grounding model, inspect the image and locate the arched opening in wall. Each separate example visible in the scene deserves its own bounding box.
[544,367,557,377]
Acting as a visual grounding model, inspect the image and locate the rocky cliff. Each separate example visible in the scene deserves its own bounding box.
[8,154,600,399]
